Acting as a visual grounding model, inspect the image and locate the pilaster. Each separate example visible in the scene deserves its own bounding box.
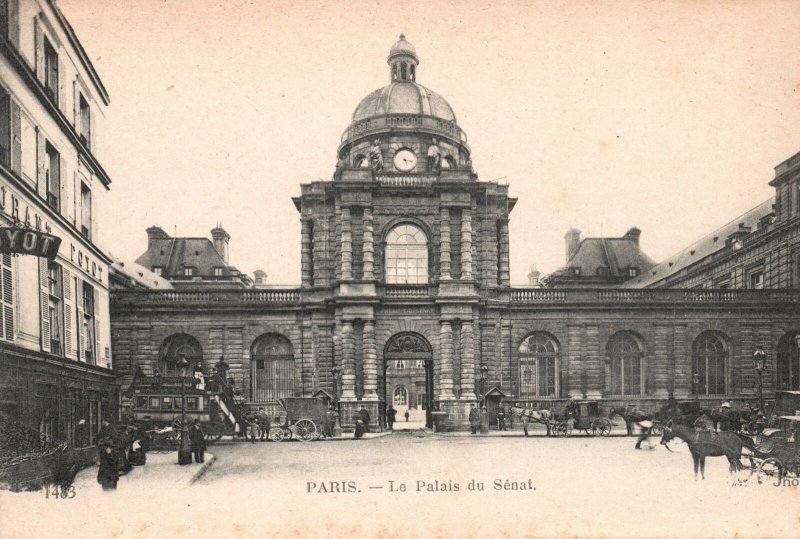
[461,208,473,280]
[498,219,510,286]
[341,207,353,280]
[460,318,476,399]
[362,321,378,399]
[440,207,451,280]
[340,321,356,400]
[362,207,374,280]
[439,321,455,399]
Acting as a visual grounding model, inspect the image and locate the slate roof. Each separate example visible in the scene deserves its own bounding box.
[625,198,774,288]
[109,253,173,290]
[546,234,656,286]
[135,237,235,280]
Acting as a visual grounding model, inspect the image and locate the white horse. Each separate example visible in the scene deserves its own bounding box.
[509,405,554,436]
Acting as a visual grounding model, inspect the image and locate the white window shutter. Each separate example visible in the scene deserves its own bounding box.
[39,258,50,353]
[36,128,46,199]
[76,279,84,361]
[63,268,74,359]
[94,287,102,367]
[34,21,44,82]
[0,254,14,342]
[72,81,79,128]
[58,57,66,114]
[10,100,21,176]
[8,0,19,48]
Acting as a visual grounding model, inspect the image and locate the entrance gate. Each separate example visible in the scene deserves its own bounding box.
[383,333,433,428]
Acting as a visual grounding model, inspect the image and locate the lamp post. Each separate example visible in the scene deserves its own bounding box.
[330,364,342,437]
[479,364,489,408]
[176,354,191,464]
[752,345,766,416]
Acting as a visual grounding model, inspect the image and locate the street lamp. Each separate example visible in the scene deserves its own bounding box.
[479,364,489,408]
[330,364,342,437]
[176,354,191,464]
[752,345,767,415]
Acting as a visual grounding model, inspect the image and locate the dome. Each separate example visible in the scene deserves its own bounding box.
[388,34,417,62]
[352,82,457,123]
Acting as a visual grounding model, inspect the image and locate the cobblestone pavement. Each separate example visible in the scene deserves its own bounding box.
[1,432,798,538]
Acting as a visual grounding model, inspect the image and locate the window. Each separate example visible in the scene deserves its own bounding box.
[82,282,95,364]
[749,271,764,289]
[135,396,147,409]
[777,333,800,391]
[415,360,425,369]
[385,224,428,284]
[44,38,59,105]
[20,115,36,183]
[186,397,199,411]
[80,183,92,239]
[161,397,173,410]
[0,86,9,168]
[45,142,60,211]
[608,332,642,396]
[158,333,203,376]
[627,268,639,277]
[213,267,224,277]
[183,267,195,277]
[394,360,406,369]
[251,333,295,402]
[692,332,728,395]
[569,267,581,276]
[152,266,163,276]
[148,397,160,409]
[518,332,558,397]
[0,254,13,342]
[595,266,609,276]
[48,262,63,355]
[79,94,91,147]
[394,386,408,406]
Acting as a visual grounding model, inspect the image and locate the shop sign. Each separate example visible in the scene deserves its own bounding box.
[0,227,61,259]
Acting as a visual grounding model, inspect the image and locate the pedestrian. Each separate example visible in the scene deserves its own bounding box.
[359,406,370,430]
[634,419,653,449]
[193,361,205,390]
[386,406,397,431]
[497,407,507,431]
[128,425,147,466]
[404,410,410,422]
[188,420,206,463]
[247,414,260,443]
[256,407,271,441]
[97,439,119,491]
[468,403,481,434]
[521,413,530,437]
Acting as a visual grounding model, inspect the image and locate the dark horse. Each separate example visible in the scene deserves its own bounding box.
[660,423,754,480]
[608,406,653,436]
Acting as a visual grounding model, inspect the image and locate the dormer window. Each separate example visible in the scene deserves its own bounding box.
[183,266,196,277]
[569,267,581,276]
[213,267,224,277]
[595,266,609,276]
[152,266,163,276]
[627,268,639,277]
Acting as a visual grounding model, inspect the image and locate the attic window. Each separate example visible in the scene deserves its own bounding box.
[627,268,639,277]
[569,267,581,276]
[213,267,224,277]
[152,267,163,276]
[183,267,196,277]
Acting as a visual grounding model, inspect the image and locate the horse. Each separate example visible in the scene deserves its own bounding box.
[508,406,553,436]
[659,422,755,480]
[608,406,653,436]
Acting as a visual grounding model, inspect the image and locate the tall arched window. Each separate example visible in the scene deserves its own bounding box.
[394,386,408,406]
[252,333,295,402]
[385,224,428,284]
[608,332,643,396]
[518,332,558,397]
[777,333,799,390]
[159,333,203,376]
[692,332,728,395]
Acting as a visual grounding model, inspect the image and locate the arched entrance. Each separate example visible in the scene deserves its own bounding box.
[384,332,433,428]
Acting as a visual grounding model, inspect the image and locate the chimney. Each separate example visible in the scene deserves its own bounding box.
[527,265,541,286]
[565,228,581,263]
[253,269,267,285]
[624,227,641,246]
[211,224,230,264]
[146,226,169,249]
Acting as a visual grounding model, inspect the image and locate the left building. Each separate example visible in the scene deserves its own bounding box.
[0,0,116,452]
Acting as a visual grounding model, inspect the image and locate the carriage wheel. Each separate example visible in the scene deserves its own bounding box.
[756,457,784,484]
[555,423,569,437]
[268,427,285,442]
[754,434,774,455]
[597,421,612,437]
[294,419,318,442]
[650,423,663,436]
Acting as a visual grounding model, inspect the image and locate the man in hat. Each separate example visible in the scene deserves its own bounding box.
[188,420,207,463]
[469,403,481,434]
[97,439,119,490]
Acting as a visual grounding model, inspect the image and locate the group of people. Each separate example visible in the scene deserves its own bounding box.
[96,420,149,491]
[245,407,273,442]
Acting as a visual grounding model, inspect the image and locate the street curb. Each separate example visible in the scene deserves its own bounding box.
[323,431,395,441]
[189,453,215,484]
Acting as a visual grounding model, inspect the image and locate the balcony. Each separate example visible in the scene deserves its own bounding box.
[111,288,302,306]
[375,174,436,186]
[383,284,432,298]
[508,288,800,304]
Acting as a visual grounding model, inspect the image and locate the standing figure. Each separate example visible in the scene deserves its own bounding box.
[426,138,441,171]
[247,414,260,443]
[256,407,271,441]
[468,403,481,435]
[97,440,119,491]
[193,362,205,390]
[497,407,507,431]
[386,406,397,431]
[188,420,206,463]
[368,140,383,171]
[404,409,410,422]
[358,406,371,431]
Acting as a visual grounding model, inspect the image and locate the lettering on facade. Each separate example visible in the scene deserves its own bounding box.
[0,227,61,259]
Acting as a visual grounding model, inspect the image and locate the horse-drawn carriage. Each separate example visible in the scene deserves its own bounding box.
[267,397,331,442]
[553,401,613,437]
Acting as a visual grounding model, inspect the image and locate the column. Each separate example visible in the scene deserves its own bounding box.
[439,321,455,398]
[460,319,476,399]
[341,207,353,280]
[340,321,356,400]
[440,207,451,280]
[362,321,378,398]
[498,218,510,286]
[461,208,473,280]
[362,207,374,280]
[301,218,313,286]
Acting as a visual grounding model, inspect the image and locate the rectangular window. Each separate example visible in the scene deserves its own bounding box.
[45,142,60,211]
[135,396,147,409]
[186,397,199,411]
[43,38,59,105]
[0,86,9,167]
[20,115,36,184]
[149,397,160,409]
[161,397,173,410]
[79,94,91,147]
[749,271,764,290]
[48,262,63,355]
[183,267,195,277]
[213,267,224,277]
[82,282,95,364]
[80,183,92,239]
[152,266,163,276]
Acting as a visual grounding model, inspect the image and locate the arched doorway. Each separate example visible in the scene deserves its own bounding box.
[251,333,295,403]
[384,332,433,428]
[158,333,203,376]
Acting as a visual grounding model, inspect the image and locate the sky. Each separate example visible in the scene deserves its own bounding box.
[57,0,800,285]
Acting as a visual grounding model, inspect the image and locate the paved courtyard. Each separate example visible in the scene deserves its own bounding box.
[1,432,798,538]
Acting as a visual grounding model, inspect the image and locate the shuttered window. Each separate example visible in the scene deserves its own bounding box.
[0,254,13,342]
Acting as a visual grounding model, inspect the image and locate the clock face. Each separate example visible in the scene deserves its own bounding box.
[393,149,417,172]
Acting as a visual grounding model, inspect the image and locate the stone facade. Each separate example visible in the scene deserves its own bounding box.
[110,37,800,431]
